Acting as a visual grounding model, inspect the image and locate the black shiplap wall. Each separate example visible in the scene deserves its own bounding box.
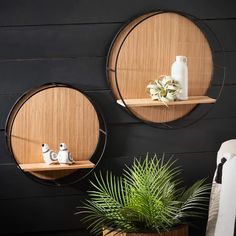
[0,1,236,235]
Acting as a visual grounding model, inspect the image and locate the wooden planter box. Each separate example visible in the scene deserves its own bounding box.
[103,224,188,236]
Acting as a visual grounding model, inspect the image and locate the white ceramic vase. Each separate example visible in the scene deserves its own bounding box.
[171,55,188,100]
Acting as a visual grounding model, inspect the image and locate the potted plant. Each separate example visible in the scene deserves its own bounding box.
[77,154,210,236]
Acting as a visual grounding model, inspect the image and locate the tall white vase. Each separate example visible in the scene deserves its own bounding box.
[171,56,188,100]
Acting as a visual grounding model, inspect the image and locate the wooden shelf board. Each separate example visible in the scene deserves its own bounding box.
[19,160,95,172]
[117,96,216,107]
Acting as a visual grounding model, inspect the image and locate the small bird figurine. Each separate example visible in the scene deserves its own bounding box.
[41,143,58,165]
[57,143,74,165]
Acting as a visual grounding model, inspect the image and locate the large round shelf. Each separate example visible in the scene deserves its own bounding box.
[107,12,215,124]
[6,84,106,183]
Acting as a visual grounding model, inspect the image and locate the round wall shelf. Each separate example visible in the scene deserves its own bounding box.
[6,84,107,185]
[107,11,219,126]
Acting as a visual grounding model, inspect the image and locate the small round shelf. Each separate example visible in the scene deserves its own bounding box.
[6,83,107,185]
[107,11,221,127]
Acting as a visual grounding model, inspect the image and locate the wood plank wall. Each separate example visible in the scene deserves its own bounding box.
[0,1,236,235]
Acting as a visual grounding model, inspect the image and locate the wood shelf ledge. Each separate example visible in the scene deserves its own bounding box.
[19,160,95,172]
[117,96,216,107]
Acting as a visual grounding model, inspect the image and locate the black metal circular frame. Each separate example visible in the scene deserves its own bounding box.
[106,10,226,129]
[5,82,107,186]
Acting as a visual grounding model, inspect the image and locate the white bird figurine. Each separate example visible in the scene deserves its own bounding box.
[57,143,74,165]
[41,143,58,165]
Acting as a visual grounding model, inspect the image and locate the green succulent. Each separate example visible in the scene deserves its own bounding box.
[77,154,210,235]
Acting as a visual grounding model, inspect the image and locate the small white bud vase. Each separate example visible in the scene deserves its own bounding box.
[171,56,188,100]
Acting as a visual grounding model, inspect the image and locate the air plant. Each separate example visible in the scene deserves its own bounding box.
[147,76,182,106]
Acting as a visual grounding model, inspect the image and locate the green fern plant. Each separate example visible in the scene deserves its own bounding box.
[77,154,210,235]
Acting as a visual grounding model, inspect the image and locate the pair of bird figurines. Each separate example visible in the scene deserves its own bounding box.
[42,143,74,165]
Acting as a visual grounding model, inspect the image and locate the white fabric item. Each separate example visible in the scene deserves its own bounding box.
[215,153,236,236]
[206,140,236,236]
[206,183,221,236]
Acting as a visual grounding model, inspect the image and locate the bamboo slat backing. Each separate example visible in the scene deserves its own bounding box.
[8,86,100,180]
[108,12,213,122]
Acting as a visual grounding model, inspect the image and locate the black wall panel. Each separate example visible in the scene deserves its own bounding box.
[0,20,234,60]
[0,1,235,235]
[0,195,87,234]
[0,24,121,59]
[104,118,236,158]
[0,57,108,93]
[97,152,217,185]
[0,0,235,26]
[0,164,88,200]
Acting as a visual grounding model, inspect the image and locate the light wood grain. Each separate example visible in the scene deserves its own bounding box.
[108,12,213,122]
[103,225,188,236]
[8,86,100,180]
[117,96,216,107]
[20,160,95,172]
